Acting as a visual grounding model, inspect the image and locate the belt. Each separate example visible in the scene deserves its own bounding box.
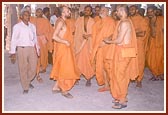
[18,46,33,48]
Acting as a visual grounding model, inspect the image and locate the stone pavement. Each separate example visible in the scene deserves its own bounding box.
[2,50,165,112]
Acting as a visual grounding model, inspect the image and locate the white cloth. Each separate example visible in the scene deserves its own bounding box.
[50,15,57,26]
[10,21,39,54]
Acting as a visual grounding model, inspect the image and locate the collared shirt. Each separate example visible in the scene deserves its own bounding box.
[10,21,37,54]
[50,15,57,26]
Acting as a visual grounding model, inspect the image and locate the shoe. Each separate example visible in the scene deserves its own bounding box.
[98,87,110,92]
[112,99,119,103]
[112,103,127,109]
[29,84,34,89]
[85,79,91,87]
[62,92,73,99]
[23,90,28,94]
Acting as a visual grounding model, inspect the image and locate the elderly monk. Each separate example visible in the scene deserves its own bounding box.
[146,6,164,80]
[91,7,115,92]
[104,4,139,109]
[34,8,54,83]
[129,5,149,88]
[50,6,80,99]
[74,5,95,87]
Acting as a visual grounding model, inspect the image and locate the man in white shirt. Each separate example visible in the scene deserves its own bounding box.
[9,8,39,94]
[50,7,59,27]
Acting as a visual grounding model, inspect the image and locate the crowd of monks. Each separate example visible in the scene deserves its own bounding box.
[10,4,164,109]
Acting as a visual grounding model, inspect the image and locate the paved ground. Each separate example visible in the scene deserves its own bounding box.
[2,50,165,113]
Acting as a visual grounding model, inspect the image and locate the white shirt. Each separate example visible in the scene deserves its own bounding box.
[10,21,38,54]
[50,15,57,26]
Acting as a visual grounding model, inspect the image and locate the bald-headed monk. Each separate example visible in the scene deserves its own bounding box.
[50,6,80,99]
[93,6,101,22]
[74,5,95,86]
[129,5,149,88]
[104,5,139,109]
[33,8,53,83]
[146,6,164,80]
[91,7,115,92]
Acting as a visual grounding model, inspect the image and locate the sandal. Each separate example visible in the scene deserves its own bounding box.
[112,99,119,103]
[112,103,127,109]
[62,92,73,99]
[36,75,43,83]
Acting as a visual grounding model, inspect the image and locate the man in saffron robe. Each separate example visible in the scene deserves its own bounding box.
[74,5,95,86]
[34,8,53,82]
[146,6,164,80]
[50,6,80,99]
[91,7,115,92]
[129,5,149,87]
[104,4,139,109]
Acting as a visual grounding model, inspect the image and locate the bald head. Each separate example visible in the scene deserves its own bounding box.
[116,4,129,19]
[59,6,71,19]
[116,4,129,15]
[100,7,109,18]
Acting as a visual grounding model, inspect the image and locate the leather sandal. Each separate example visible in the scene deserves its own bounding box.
[62,92,73,99]
[112,103,127,109]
